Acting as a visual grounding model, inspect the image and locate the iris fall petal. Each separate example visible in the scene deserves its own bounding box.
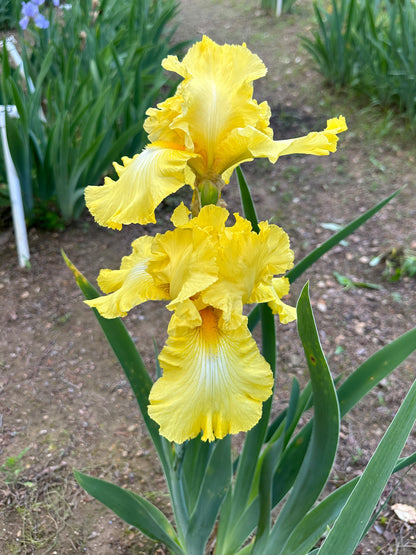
[85,144,198,228]
[148,308,274,443]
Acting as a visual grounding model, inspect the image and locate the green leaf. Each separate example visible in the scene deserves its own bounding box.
[266,380,312,444]
[185,436,232,554]
[318,377,416,554]
[74,471,184,555]
[265,283,340,552]
[287,189,402,283]
[271,324,416,513]
[180,437,214,513]
[280,478,358,555]
[251,436,284,555]
[394,450,416,473]
[253,378,307,553]
[279,446,416,555]
[236,166,260,233]
[217,497,259,555]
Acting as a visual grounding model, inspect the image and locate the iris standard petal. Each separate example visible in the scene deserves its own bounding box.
[84,144,198,228]
[85,236,169,318]
[144,94,187,146]
[160,36,271,174]
[148,307,274,443]
[202,215,294,325]
[148,226,219,306]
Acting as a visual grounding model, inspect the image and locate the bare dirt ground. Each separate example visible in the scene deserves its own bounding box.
[1,0,416,553]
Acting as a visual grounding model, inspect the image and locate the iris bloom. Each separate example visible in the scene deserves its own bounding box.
[86,204,295,443]
[85,35,347,230]
[20,1,50,29]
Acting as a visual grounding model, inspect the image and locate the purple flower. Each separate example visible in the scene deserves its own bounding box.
[19,0,51,30]
[53,0,60,5]
[21,1,39,17]
[19,16,30,29]
[34,13,49,28]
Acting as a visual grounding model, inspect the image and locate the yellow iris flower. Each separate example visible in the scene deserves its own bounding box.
[84,36,347,230]
[86,204,295,443]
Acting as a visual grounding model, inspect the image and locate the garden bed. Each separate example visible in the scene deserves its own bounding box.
[1,1,415,553]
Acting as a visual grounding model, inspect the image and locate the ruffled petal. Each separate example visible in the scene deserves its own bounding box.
[84,144,198,228]
[272,116,347,160]
[160,36,271,175]
[202,216,294,325]
[148,226,219,305]
[148,307,273,443]
[267,277,297,324]
[185,203,229,232]
[144,94,187,146]
[85,236,169,318]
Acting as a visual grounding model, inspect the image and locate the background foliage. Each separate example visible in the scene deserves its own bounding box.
[0,0,19,31]
[0,0,181,226]
[301,0,416,123]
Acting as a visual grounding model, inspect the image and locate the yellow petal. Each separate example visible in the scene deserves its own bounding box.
[202,216,294,325]
[148,307,273,443]
[148,226,219,306]
[267,277,297,324]
[160,36,272,176]
[171,203,230,235]
[273,116,347,159]
[170,202,191,227]
[187,203,229,231]
[84,144,198,228]
[85,236,169,318]
[215,124,277,183]
[144,94,186,145]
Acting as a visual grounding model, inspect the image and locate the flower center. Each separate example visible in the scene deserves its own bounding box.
[200,307,219,345]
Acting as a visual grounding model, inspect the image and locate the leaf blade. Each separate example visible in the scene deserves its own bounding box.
[74,471,184,555]
[318,378,416,554]
[265,283,340,551]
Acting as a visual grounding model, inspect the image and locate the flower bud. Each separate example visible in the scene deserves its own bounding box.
[199,179,219,207]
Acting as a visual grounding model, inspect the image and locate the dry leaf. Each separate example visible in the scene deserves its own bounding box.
[391,503,416,524]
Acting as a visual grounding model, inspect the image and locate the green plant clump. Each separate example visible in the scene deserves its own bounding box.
[0,0,182,225]
[0,0,20,30]
[301,0,416,123]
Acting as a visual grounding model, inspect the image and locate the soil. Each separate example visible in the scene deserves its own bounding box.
[1,0,416,553]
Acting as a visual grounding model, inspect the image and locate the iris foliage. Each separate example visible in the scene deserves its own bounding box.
[0,0,181,225]
[302,0,416,122]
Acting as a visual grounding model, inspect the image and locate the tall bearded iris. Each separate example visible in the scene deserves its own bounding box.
[86,204,295,443]
[84,36,347,443]
[85,35,347,229]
